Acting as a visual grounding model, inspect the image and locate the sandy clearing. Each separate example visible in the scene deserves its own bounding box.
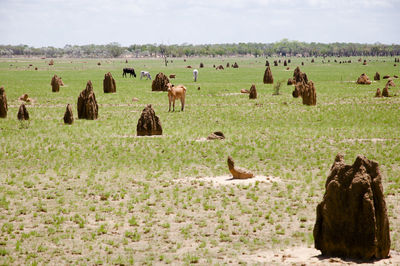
[180,175,279,186]
[195,137,209,142]
[239,247,400,265]
[217,93,244,96]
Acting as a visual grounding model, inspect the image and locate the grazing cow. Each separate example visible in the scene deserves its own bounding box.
[193,69,198,82]
[140,71,152,80]
[122,68,136,78]
[167,83,186,112]
[169,74,176,79]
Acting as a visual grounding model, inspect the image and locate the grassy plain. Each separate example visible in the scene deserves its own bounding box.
[0,56,399,264]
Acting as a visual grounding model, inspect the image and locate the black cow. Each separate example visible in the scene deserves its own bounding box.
[122,68,136,78]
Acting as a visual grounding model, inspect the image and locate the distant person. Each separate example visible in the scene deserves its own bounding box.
[193,69,198,82]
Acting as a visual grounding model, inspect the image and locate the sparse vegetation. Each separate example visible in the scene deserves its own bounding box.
[0,56,399,264]
[273,80,283,95]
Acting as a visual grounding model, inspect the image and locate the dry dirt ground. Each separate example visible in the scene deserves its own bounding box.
[180,175,280,186]
[239,247,400,265]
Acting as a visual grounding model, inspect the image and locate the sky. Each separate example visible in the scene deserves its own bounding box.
[0,0,399,47]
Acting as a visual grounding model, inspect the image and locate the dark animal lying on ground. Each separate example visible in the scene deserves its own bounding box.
[122,68,136,78]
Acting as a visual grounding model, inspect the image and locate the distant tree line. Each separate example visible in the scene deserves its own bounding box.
[1,39,400,58]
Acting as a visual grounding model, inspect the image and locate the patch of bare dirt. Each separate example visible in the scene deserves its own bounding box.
[180,175,279,186]
[239,247,400,265]
[217,93,243,96]
[342,138,396,143]
[195,137,209,142]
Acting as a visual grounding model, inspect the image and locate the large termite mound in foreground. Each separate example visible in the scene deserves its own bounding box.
[0,86,8,118]
[77,80,98,120]
[263,66,273,84]
[313,154,391,260]
[137,104,162,136]
[357,73,372,85]
[103,72,116,93]
[151,73,170,91]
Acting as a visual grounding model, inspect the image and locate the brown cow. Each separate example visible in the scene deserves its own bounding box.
[167,83,186,112]
[169,74,176,79]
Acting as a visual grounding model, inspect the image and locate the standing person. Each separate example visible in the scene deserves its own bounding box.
[193,69,198,82]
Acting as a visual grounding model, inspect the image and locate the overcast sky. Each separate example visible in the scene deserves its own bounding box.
[0,0,399,47]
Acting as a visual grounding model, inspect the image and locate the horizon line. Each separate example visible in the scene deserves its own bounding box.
[1,40,400,49]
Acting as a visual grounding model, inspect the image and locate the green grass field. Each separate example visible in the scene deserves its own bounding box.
[0,56,399,264]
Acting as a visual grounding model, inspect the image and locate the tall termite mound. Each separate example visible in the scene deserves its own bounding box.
[137,104,163,136]
[103,72,116,93]
[292,67,316,105]
[314,154,391,260]
[51,74,61,92]
[77,81,98,120]
[263,66,273,84]
[152,73,170,91]
[0,86,8,118]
